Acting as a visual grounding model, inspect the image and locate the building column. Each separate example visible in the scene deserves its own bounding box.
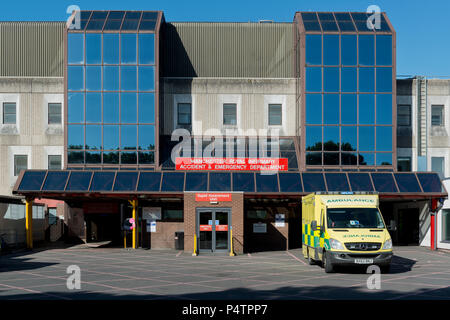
[129,199,138,249]
[25,198,33,249]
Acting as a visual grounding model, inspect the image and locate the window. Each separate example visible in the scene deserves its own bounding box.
[177,103,191,125]
[14,155,27,176]
[442,209,450,242]
[431,157,445,180]
[162,209,183,221]
[268,104,282,126]
[48,208,57,225]
[431,105,444,126]
[223,103,237,125]
[48,103,62,124]
[3,102,16,124]
[397,105,411,126]
[397,157,411,172]
[48,155,62,170]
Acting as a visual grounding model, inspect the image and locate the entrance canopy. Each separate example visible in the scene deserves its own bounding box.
[13,170,447,201]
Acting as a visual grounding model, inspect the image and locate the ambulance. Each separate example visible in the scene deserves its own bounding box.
[302,192,393,273]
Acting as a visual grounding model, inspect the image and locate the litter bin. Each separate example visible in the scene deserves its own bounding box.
[175,231,184,250]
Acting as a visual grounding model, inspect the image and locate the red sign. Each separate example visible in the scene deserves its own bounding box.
[176,157,288,171]
[195,193,232,202]
[199,225,212,232]
[215,225,228,232]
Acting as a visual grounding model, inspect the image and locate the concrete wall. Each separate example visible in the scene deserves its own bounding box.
[0,77,64,196]
[161,78,298,137]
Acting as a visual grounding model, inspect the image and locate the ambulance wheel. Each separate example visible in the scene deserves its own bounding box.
[323,251,334,273]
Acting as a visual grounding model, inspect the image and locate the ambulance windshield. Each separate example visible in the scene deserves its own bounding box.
[327,208,385,229]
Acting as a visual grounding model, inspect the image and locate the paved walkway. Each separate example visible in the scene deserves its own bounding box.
[0,246,449,300]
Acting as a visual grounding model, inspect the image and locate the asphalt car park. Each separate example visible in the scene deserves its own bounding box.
[0,246,449,300]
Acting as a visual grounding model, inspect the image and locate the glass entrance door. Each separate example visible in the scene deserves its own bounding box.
[197,208,231,253]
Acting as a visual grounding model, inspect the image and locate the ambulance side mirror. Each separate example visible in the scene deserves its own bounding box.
[311,220,318,231]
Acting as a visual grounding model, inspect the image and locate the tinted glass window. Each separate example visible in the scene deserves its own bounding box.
[90,172,115,191]
[279,173,302,192]
[139,93,155,123]
[48,103,62,125]
[223,104,237,125]
[121,93,137,123]
[306,126,322,151]
[66,171,92,191]
[323,94,339,124]
[121,33,137,64]
[306,152,322,165]
[68,66,84,91]
[341,126,357,151]
[68,33,84,64]
[138,125,155,150]
[358,35,374,66]
[417,173,442,193]
[255,173,278,192]
[376,94,392,125]
[306,34,322,65]
[341,67,357,93]
[323,35,339,65]
[138,66,155,91]
[137,172,161,191]
[371,173,398,192]
[18,171,46,191]
[121,125,137,149]
[394,173,421,193]
[341,152,358,165]
[68,125,84,149]
[359,126,375,151]
[86,125,102,150]
[348,173,373,191]
[323,126,339,151]
[103,34,119,64]
[359,68,375,92]
[185,172,208,191]
[68,93,84,123]
[86,33,102,64]
[324,68,339,92]
[86,66,102,91]
[103,93,119,123]
[325,173,350,191]
[103,125,119,150]
[359,94,375,124]
[268,104,282,126]
[161,172,184,192]
[376,126,392,151]
[139,33,155,65]
[376,153,392,166]
[103,66,119,91]
[305,94,322,124]
[341,94,357,124]
[376,35,392,66]
[86,93,102,123]
[121,66,137,91]
[42,172,69,191]
[48,155,62,170]
[233,172,255,192]
[306,67,322,92]
[113,172,138,191]
[359,153,375,166]
[376,68,392,92]
[341,35,357,66]
[209,172,231,191]
[302,173,326,192]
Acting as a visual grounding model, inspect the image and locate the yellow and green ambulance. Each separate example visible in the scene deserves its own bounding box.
[302,192,393,273]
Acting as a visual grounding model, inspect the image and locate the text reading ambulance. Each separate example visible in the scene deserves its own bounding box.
[302,192,393,273]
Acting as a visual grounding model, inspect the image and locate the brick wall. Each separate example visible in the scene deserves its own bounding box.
[183,192,244,254]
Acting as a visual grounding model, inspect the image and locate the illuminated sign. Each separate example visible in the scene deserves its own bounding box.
[176,157,288,171]
[195,193,232,202]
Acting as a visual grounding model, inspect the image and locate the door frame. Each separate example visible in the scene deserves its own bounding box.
[196,207,232,253]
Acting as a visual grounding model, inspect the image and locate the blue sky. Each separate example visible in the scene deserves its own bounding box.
[2,0,450,77]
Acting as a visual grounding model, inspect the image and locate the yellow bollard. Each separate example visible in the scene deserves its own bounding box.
[229,227,235,256]
[124,232,127,249]
[192,234,197,256]
[128,199,138,249]
[25,199,33,249]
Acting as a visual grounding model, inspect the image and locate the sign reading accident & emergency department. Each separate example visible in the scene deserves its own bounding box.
[176,157,288,171]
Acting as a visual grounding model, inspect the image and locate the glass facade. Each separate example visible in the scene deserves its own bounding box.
[303,15,394,168]
[67,11,158,167]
